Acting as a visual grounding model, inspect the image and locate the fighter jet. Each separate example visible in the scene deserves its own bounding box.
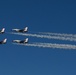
[0,28,5,34]
[0,38,7,44]
[12,27,28,33]
[12,38,28,44]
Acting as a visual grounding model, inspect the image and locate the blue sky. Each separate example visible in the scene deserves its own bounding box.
[0,0,76,75]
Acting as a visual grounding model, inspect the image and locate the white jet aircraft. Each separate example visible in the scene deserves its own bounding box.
[0,38,7,44]
[12,27,28,33]
[0,28,5,34]
[12,38,28,44]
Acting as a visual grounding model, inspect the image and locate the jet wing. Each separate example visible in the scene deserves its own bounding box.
[12,29,20,31]
[13,40,21,43]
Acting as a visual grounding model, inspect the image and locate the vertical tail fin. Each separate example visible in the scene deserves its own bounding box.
[24,38,28,43]
[1,28,5,33]
[24,27,28,32]
[3,38,7,44]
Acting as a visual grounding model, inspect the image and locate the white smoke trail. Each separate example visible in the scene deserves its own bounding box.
[39,32,76,38]
[11,32,76,42]
[13,43,76,50]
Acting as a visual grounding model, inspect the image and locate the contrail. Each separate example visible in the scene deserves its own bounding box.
[11,32,76,42]
[13,42,76,50]
[39,32,76,38]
